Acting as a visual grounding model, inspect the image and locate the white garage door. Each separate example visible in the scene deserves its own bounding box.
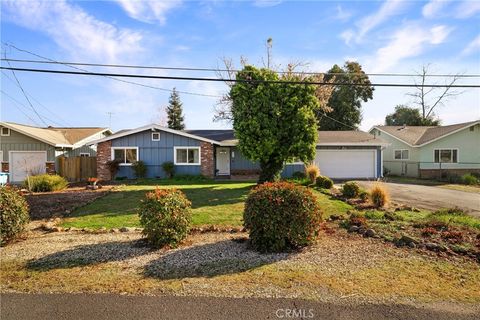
[10,151,47,182]
[315,149,376,179]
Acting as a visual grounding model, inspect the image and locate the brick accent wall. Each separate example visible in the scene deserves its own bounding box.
[200,142,214,178]
[1,163,8,173]
[97,141,112,180]
[420,168,480,179]
[46,162,56,174]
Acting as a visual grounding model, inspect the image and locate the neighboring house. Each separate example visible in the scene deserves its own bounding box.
[91,124,387,180]
[369,121,480,178]
[0,122,111,182]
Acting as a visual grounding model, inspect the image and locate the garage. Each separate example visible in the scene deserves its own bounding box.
[9,151,47,182]
[315,149,377,179]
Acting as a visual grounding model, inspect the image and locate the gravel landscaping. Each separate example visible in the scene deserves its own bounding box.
[1,227,479,307]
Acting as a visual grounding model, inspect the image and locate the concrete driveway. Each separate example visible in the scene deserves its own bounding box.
[354,181,480,217]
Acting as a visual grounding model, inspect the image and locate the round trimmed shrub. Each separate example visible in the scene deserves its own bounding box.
[25,174,68,192]
[342,181,360,198]
[0,187,30,245]
[244,182,323,252]
[315,175,333,189]
[138,188,191,248]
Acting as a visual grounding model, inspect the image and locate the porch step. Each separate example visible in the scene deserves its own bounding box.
[215,175,231,180]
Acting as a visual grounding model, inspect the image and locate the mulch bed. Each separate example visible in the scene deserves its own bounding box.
[25,184,117,220]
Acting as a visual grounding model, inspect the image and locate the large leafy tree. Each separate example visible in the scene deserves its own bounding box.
[385,105,440,126]
[231,65,320,183]
[318,62,374,130]
[166,88,185,130]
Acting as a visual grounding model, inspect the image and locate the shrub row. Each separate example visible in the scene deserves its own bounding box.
[24,174,68,192]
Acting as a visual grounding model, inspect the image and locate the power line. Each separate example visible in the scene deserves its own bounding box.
[2,57,478,78]
[1,90,41,126]
[319,112,358,130]
[1,70,72,127]
[1,90,65,127]
[3,61,48,126]
[1,66,479,88]
[2,44,222,98]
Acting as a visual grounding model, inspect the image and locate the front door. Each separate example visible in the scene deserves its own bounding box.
[216,147,230,175]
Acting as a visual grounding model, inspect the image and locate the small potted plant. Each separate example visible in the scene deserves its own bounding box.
[87,177,99,190]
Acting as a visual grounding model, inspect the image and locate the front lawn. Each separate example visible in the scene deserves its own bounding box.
[61,180,353,229]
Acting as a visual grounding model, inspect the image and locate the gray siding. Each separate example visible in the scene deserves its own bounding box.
[0,126,56,162]
[112,129,202,178]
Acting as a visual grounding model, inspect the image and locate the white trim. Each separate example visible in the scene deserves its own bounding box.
[393,149,409,160]
[111,147,139,166]
[316,142,389,147]
[374,149,378,178]
[370,121,480,148]
[174,146,201,165]
[151,132,161,141]
[79,152,91,157]
[380,149,384,178]
[215,147,231,175]
[417,122,479,147]
[1,127,10,136]
[89,124,220,145]
[433,148,459,164]
[72,128,112,148]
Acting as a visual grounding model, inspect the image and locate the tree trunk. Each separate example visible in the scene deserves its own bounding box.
[258,159,284,183]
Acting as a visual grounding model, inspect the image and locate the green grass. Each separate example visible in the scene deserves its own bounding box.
[61,180,353,230]
[61,180,254,229]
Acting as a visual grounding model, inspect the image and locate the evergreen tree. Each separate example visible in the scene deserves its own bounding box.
[166,88,185,130]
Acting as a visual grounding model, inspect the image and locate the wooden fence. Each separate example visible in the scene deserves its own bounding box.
[58,156,97,181]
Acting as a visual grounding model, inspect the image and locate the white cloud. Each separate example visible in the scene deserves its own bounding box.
[461,34,480,56]
[356,0,407,40]
[455,0,480,18]
[422,0,450,18]
[2,0,143,63]
[340,29,355,46]
[334,5,352,22]
[253,0,283,8]
[114,0,181,24]
[370,24,452,72]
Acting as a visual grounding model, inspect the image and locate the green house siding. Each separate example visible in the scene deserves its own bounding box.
[0,126,56,162]
[371,128,419,177]
[419,124,480,170]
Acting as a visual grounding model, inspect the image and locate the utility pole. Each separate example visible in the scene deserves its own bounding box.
[266,38,273,69]
[106,112,114,128]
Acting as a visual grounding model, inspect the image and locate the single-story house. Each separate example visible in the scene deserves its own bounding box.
[91,124,387,180]
[369,121,480,178]
[0,122,111,182]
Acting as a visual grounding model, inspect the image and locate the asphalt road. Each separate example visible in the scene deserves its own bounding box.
[1,293,478,320]
[355,181,480,217]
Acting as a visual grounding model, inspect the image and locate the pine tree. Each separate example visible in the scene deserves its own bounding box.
[166,88,185,130]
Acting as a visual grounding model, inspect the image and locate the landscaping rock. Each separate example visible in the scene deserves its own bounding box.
[364,229,376,238]
[425,242,447,252]
[348,226,360,233]
[400,235,418,245]
[119,227,133,233]
[110,228,119,233]
[357,227,367,235]
[51,227,63,232]
[329,214,342,221]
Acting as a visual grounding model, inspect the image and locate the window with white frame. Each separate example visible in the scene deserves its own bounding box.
[79,153,90,157]
[174,147,200,165]
[112,147,138,165]
[1,127,10,136]
[394,149,409,160]
[152,132,160,141]
[434,149,458,163]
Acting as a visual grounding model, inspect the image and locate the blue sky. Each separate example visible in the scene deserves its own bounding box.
[1,0,479,132]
